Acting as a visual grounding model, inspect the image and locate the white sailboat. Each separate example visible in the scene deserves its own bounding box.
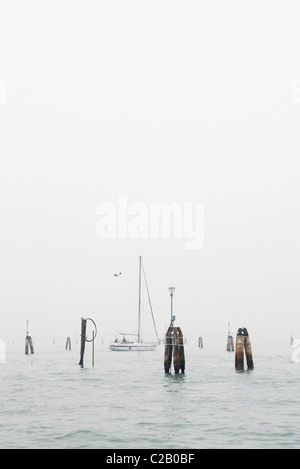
[109,256,159,352]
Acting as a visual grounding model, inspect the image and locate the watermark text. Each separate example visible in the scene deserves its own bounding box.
[96,195,204,250]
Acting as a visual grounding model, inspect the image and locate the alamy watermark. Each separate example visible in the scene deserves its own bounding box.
[0,80,6,104]
[0,340,6,364]
[96,195,204,250]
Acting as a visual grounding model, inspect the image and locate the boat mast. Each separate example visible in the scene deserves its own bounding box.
[138,256,142,343]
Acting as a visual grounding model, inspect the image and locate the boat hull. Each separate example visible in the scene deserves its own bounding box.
[109,342,157,352]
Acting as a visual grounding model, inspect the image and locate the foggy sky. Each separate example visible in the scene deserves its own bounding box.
[0,1,300,351]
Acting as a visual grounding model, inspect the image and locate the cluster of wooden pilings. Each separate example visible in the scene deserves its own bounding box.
[163,325,254,374]
[23,318,255,375]
[25,335,34,355]
[235,327,254,371]
[65,337,71,351]
[25,321,34,355]
[164,326,185,374]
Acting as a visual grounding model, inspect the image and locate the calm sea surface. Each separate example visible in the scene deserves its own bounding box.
[1,343,300,449]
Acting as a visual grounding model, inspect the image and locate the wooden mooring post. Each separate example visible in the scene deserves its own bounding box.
[244,331,254,370]
[65,337,71,351]
[164,326,185,374]
[25,320,34,355]
[235,327,254,371]
[164,326,173,374]
[79,318,87,367]
[78,317,97,368]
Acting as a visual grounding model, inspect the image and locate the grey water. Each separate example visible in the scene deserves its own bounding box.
[1,343,300,449]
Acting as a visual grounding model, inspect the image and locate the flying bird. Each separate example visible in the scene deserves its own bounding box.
[114,273,122,277]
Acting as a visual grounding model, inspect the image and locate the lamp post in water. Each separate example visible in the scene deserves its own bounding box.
[169,286,176,326]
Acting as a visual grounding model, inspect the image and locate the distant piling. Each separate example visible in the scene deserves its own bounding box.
[25,336,34,355]
[235,328,254,371]
[291,334,294,346]
[198,337,203,349]
[164,326,185,374]
[65,337,71,351]
[25,320,34,355]
[227,322,234,352]
[227,335,234,352]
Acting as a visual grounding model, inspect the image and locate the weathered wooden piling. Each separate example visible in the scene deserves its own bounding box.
[198,336,203,349]
[79,318,87,367]
[235,330,245,370]
[25,321,34,355]
[179,333,185,373]
[65,337,71,351]
[173,328,185,373]
[235,327,254,371]
[78,317,97,368]
[164,326,173,373]
[244,330,254,370]
[164,326,185,374]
